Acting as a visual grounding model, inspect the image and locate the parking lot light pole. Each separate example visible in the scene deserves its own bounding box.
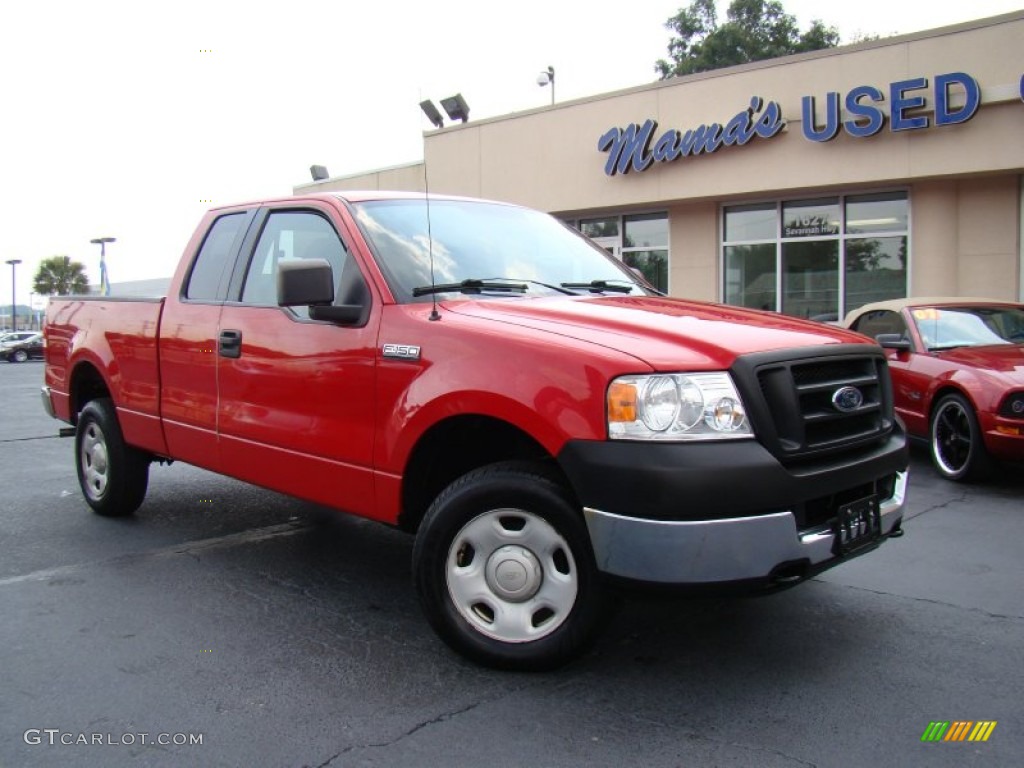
[5,259,21,331]
[90,237,116,296]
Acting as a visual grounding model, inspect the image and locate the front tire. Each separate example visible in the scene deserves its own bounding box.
[75,398,150,516]
[930,393,991,481]
[413,462,604,670]
[12,349,28,363]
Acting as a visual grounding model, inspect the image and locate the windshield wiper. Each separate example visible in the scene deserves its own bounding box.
[927,343,972,351]
[559,279,635,294]
[412,279,528,297]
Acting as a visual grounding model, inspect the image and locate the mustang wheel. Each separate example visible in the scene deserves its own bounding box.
[929,393,991,482]
[413,462,604,670]
[76,398,150,516]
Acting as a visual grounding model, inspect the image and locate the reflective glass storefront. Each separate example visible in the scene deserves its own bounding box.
[573,212,669,293]
[723,192,908,320]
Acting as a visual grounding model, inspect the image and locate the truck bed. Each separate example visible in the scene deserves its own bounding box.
[45,296,167,456]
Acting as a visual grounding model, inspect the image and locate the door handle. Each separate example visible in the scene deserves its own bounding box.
[219,329,242,359]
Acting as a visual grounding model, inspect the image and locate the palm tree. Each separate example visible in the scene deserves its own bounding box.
[33,256,90,296]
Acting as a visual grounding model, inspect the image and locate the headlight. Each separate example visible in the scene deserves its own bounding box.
[998,392,1024,419]
[607,372,753,441]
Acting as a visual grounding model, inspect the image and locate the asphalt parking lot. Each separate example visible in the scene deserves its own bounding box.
[1,359,1022,767]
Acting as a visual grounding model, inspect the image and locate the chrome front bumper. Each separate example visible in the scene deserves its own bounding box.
[583,471,907,585]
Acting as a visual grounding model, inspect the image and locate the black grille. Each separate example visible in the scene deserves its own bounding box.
[735,346,895,461]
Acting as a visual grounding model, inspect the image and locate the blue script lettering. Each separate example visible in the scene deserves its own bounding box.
[597,120,657,175]
[598,97,785,176]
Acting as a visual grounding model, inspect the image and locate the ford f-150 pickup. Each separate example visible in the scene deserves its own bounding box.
[43,191,908,669]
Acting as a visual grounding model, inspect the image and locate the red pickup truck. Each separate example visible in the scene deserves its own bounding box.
[43,192,908,669]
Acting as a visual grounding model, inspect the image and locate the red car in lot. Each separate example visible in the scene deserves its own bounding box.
[845,298,1024,481]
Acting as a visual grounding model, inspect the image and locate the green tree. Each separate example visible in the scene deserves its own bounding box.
[656,0,840,79]
[33,255,90,295]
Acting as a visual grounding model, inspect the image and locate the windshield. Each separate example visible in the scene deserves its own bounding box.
[910,305,1024,350]
[350,199,649,303]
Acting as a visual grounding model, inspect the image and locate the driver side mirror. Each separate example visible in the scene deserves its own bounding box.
[277,258,366,325]
[874,333,911,351]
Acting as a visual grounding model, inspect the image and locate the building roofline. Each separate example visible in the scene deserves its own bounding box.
[421,10,1024,134]
[294,159,425,190]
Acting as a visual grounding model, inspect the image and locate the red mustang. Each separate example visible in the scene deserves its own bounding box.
[845,298,1024,481]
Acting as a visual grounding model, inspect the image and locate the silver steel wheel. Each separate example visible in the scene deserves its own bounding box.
[446,509,578,643]
[932,398,973,476]
[80,422,110,501]
[13,349,28,363]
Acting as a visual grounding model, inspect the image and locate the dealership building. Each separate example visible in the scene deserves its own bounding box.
[297,12,1024,319]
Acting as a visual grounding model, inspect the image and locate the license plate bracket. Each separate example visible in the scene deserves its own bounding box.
[833,496,881,555]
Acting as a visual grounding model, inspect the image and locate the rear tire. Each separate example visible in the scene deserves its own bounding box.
[929,393,991,482]
[76,398,150,516]
[412,461,604,670]
[12,349,28,363]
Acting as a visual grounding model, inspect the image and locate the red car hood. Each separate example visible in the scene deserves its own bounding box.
[934,344,1024,382]
[447,296,870,370]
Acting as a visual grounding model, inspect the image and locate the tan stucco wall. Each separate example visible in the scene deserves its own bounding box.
[866,176,1022,300]
[300,13,1024,302]
[415,13,1024,213]
[954,176,1021,299]
[668,202,718,300]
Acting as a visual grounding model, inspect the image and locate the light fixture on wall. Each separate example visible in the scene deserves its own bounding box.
[537,66,555,105]
[440,93,470,123]
[310,165,330,181]
[419,100,445,129]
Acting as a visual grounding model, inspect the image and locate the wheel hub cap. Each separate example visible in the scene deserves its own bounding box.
[81,425,109,499]
[90,443,108,474]
[485,546,542,602]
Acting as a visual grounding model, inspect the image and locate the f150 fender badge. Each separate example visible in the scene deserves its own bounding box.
[382,343,421,361]
[832,386,864,412]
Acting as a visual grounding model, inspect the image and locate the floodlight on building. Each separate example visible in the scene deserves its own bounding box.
[310,165,330,181]
[537,66,555,105]
[440,93,470,123]
[419,100,445,129]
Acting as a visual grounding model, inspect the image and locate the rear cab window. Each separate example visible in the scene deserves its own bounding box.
[185,213,249,301]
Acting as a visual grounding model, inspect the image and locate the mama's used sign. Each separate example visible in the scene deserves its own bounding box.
[598,71,992,177]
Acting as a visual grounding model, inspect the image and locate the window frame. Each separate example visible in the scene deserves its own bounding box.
[720,189,911,319]
[225,206,360,322]
[568,210,670,293]
[181,209,257,304]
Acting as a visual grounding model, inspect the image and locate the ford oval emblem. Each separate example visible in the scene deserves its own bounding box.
[832,386,864,413]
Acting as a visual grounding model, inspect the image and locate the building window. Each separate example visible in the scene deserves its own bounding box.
[575,212,669,293]
[723,192,907,320]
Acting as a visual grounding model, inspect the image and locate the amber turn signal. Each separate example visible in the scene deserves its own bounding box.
[607,381,637,423]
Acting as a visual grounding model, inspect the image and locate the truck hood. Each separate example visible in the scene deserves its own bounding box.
[446,296,870,369]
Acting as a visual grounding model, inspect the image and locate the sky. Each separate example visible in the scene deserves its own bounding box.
[1,0,1021,308]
